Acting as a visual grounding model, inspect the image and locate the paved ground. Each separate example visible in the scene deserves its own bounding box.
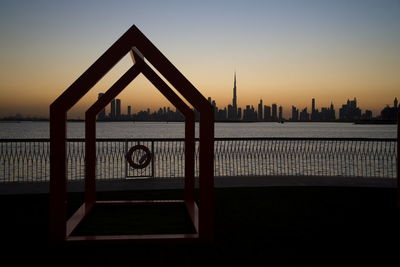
[0,186,399,266]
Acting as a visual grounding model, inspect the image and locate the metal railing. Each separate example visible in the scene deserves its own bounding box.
[0,138,397,182]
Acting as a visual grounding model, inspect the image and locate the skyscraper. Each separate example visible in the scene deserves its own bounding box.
[232,72,237,120]
[110,98,116,118]
[264,105,271,121]
[300,108,309,121]
[272,104,277,121]
[257,99,263,121]
[291,106,299,121]
[312,98,316,114]
[311,98,317,121]
[339,98,361,121]
[116,99,121,119]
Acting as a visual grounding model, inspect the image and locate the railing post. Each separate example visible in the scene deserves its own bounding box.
[125,139,128,178]
[151,140,155,178]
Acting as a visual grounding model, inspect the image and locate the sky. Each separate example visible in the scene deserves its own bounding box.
[0,0,399,119]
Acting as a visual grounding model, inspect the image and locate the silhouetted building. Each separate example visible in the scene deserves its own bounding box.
[300,108,309,121]
[237,107,242,120]
[339,98,361,121]
[272,104,277,121]
[227,104,234,120]
[207,97,218,120]
[116,99,121,119]
[380,97,399,121]
[218,108,227,120]
[320,108,330,121]
[243,105,257,121]
[311,98,317,121]
[93,89,396,123]
[330,103,336,121]
[110,98,116,118]
[362,110,372,120]
[291,106,299,121]
[257,99,263,121]
[212,100,217,118]
[264,105,271,121]
[243,105,250,121]
[319,103,335,121]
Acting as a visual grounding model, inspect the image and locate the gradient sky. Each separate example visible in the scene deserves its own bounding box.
[0,0,399,118]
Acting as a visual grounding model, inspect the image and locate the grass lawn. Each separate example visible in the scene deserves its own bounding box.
[0,186,399,266]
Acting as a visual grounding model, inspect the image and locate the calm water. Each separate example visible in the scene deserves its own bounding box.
[0,121,396,139]
[0,121,397,181]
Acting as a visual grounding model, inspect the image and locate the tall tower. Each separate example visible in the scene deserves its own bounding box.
[312,98,315,113]
[311,98,317,121]
[272,103,277,121]
[116,99,121,119]
[257,99,263,121]
[232,72,237,120]
[110,98,116,119]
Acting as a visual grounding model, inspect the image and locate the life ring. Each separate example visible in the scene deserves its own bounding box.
[126,145,152,169]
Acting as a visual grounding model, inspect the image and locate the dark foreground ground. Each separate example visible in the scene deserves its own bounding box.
[1,187,399,266]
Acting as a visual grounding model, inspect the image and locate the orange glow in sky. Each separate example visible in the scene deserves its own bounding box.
[0,0,399,119]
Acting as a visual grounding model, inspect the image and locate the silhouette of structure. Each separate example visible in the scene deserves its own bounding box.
[257,99,263,121]
[291,106,299,121]
[272,104,278,121]
[49,25,214,244]
[232,72,238,120]
[116,98,121,118]
[91,93,398,123]
[311,98,317,121]
[339,98,361,121]
[381,97,399,121]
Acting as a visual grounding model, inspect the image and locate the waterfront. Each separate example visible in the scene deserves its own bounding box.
[0,121,396,182]
[0,121,396,139]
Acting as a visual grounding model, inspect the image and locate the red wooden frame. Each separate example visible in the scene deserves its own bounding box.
[49,25,214,244]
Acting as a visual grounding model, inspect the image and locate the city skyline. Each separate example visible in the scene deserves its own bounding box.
[2,71,398,121]
[69,72,397,123]
[1,1,399,118]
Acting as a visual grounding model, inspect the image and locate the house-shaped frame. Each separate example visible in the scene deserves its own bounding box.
[49,25,214,243]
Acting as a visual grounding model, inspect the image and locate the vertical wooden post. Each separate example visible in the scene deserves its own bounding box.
[49,108,67,243]
[184,113,195,203]
[199,106,214,242]
[85,115,96,210]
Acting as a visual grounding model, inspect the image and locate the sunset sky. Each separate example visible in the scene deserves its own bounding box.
[0,0,399,119]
